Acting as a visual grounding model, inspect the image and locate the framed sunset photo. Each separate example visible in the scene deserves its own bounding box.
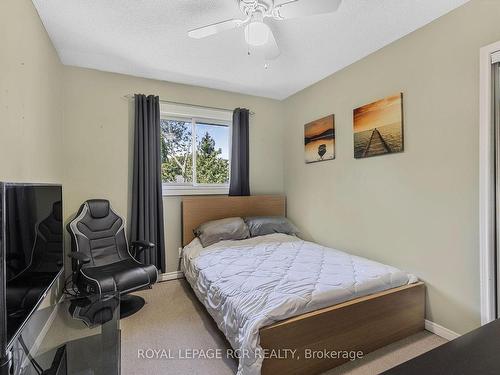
[304,115,335,164]
[353,93,404,159]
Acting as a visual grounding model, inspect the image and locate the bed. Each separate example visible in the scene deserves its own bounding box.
[181,195,425,375]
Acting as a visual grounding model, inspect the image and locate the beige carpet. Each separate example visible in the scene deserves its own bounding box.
[121,279,446,375]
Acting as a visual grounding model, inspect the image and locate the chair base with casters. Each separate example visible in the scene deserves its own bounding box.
[67,199,159,319]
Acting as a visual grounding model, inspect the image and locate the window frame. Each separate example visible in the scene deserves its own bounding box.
[161,110,232,197]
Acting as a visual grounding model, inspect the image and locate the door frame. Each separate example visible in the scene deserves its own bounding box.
[479,40,500,325]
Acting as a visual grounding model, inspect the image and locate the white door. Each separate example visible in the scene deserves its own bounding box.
[494,61,500,318]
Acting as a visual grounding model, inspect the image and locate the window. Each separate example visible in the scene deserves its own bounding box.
[160,103,232,196]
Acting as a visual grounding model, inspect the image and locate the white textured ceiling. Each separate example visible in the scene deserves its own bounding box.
[33,0,468,99]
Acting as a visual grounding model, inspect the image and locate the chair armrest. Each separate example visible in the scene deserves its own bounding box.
[131,240,155,258]
[131,240,155,249]
[68,252,91,265]
[68,252,91,276]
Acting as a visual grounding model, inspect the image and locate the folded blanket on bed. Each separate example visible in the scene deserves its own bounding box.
[182,233,417,375]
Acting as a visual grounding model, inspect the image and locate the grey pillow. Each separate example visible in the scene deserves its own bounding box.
[244,216,299,238]
[194,217,250,248]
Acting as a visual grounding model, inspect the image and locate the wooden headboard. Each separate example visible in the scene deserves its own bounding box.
[182,195,286,246]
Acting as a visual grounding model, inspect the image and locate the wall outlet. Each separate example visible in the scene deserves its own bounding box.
[178,247,183,258]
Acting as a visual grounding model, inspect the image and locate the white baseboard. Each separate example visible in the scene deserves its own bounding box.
[159,271,184,282]
[425,319,460,341]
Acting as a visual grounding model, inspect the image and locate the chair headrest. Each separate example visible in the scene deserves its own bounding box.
[86,199,110,219]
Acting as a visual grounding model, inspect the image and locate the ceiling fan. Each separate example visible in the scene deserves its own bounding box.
[188,0,342,60]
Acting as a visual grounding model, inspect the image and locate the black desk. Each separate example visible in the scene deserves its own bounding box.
[382,319,500,375]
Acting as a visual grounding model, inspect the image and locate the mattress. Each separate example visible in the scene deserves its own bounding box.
[181,233,417,375]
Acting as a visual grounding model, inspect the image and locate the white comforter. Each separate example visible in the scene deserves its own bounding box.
[181,233,417,375]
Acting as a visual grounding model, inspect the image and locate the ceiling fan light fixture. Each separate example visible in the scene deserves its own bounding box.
[244,16,270,46]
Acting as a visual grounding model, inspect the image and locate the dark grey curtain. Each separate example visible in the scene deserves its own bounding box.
[131,94,165,272]
[229,108,250,196]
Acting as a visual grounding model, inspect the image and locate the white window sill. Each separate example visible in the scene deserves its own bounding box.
[162,186,229,197]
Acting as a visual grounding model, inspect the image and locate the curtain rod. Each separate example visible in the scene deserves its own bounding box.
[122,94,255,116]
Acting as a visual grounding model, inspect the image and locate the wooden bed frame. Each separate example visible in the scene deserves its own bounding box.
[182,195,425,375]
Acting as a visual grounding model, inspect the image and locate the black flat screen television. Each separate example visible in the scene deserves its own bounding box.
[0,183,63,356]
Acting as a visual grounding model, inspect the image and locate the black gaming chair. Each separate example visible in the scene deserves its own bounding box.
[67,199,158,318]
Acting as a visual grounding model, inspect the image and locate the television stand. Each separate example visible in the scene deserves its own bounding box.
[5,292,120,375]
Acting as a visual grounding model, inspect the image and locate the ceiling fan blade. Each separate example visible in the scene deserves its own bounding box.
[264,29,280,60]
[188,19,244,39]
[273,0,342,20]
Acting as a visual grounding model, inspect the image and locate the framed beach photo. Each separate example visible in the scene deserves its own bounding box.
[353,93,404,159]
[304,115,335,164]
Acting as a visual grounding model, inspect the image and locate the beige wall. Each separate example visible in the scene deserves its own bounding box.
[0,0,63,182]
[61,67,284,272]
[0,0,64,313]
[282,0,500,335]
